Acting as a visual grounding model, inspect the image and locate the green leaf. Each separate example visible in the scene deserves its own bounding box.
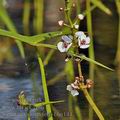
[33,100,64,108]
[37,55,53,120]
[0,28,68,45]
[91,0,112,15]
[30,31,63,44]
[35,43,57,49]
[72,54,114,71]
[0,2,25,58]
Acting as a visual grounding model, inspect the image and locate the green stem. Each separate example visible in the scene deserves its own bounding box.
[115,0,120,96]
[74,97,82,120]
[77,58,104,120]
[23,0,30,35]
[27,110,31,120]
[33,0,44,33]
[78,62,82,76]
[64,0,73,27]
[37,54,53,120]
[34,0,45,58]
[0,1,25,58]
[86,0,95,119]
[82,89,105,120]
[76,0,81,14]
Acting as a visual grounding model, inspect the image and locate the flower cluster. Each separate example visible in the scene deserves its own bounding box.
[57,31,90,53]
[67,76,93,96]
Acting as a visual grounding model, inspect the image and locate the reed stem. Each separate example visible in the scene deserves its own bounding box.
[86,0,95,119]
[37,54,53,120]
[23,0,30,35]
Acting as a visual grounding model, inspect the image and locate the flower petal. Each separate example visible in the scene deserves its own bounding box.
[78,38,81,46]
[71,83,79,89]
[71,90,79,96]
[75,31,85,38]
[80,44,90,49]
[57,42,66,52]
[66,85,73,91]
[68,35,73,40]
[80,34,86,40]
[85,37,90,44]
[62,36,72,43]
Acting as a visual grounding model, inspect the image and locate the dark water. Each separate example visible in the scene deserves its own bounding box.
[0,76,43,120]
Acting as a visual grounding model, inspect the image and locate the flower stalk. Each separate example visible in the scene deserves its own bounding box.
[59,1,105,119]
[77,60,105,120]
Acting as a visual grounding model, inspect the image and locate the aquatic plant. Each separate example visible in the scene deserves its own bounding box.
[0,0,114,120]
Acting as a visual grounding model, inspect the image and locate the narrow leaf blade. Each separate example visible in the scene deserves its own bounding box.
[72,54,114,71]
[34,100,64,108]
[91,0,112,15]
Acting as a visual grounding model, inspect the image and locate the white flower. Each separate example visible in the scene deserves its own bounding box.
[66,85,79,96]
[78,14,84,20]
[57,35,73,52]
[75,31,90,49]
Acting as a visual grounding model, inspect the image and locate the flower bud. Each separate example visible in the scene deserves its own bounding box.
[86,79,93,88]
[75,77,79,80]
[58,20,64,27]
[65,55,71,62]
[74,24,79,29]
[78,14,84,20]
[59,7,64,11]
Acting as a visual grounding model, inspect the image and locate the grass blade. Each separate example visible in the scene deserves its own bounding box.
[34,100,64,108]
[23,0,31,35]
[72,54,114,71]
[35,43,57,49]
[0,2,25,58]
[91,0,112,15]
[0,29,69,45]
[37,54,53,120]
